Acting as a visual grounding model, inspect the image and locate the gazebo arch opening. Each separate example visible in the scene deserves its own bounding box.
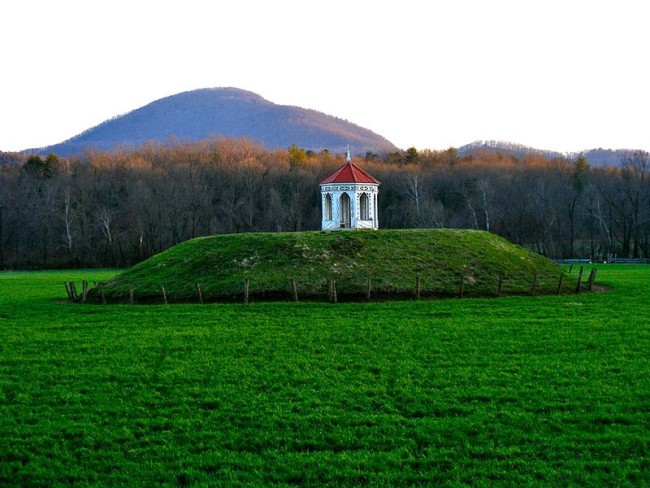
[340,192,351,228]
[324,193,333,221]
[360,193,370,221]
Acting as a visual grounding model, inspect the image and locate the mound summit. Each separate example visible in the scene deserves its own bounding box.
[93,229,574,303]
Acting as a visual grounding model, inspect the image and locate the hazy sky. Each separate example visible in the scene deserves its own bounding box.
[2,0,648,153]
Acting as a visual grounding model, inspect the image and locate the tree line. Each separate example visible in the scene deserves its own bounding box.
[0,138,648,268]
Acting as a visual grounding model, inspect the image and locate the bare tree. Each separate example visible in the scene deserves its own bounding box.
[61,189,75,258]
[620,151,649,256]
[98,208,116,265]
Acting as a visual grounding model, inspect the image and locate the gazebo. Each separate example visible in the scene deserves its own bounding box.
[319,149,380,230]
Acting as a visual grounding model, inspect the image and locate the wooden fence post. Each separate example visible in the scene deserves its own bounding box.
[586,269,597,291]
[99,283,106,305]
[291,279,298,302]
[129,285,134,305]
[458,275,465,298]
[329,279,337,304]
[243,279,249,305]
[81,281,89,303]
[196,283,204,304]
[591,268,598,288]
[575,266,584,293]
[70,282,78,302]
[161,285,168,305]
[63,281,74,302]
[556,273,564,295]
[415,275,421,301]
[530,273,538,296]
[366,276,372,301]
[496,275,503,297]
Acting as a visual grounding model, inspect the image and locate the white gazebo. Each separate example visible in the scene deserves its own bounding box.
[319,149,380,230]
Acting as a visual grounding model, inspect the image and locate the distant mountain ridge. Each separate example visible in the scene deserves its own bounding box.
[459,140,647,167]
[31,88,398,157]
[16,92,647,165]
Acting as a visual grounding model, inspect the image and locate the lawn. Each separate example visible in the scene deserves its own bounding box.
[0,266,648,486]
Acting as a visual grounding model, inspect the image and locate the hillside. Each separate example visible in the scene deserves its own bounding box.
[459,140,646,167]
[92,229,575,303]
[33,88,398,156]
[0,151,25,166]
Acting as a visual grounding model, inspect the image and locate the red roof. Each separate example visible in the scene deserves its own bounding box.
[319,161,380,185]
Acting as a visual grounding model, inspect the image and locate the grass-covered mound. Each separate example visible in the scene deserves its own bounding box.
[93,229,575,303]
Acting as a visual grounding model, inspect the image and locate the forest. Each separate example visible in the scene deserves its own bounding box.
[0,138,648,268]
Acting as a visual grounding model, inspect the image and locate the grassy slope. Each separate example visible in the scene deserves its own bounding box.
[98,229,574,302]
[0,267,647,486]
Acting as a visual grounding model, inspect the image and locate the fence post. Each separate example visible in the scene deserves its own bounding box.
[415,275,421,301]
[329,279,337,304]
[196,283,204,304]
[64,282,74,302]
[575,266,584,293]
[73,282,80,301]
[291,279,298,302]
[161,285,168,305]
[81,281,89,303]
[458,275,465,298]
[556,273,564,295]
[99,283,106,305]
[243,279,249,305]
[496,275,503,297]
[366,276,372,301]
[586,268,597,291]
[129,285,134,305]
[530,273,538,296]
[70,282,78,302]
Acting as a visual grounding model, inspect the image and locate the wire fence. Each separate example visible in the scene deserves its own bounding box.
[65,267,598,305]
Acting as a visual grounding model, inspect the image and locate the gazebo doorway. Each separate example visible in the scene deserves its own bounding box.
[340,193,351,228]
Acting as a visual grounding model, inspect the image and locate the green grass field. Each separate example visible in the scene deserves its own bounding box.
[1,266,648,486]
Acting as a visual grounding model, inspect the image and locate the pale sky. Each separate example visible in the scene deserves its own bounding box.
[1,0,648,154]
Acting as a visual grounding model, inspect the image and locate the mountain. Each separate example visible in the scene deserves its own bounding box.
[577,148,638,167]
[32,88,398,157]
[458,140,647,167]
[458,140,564,160]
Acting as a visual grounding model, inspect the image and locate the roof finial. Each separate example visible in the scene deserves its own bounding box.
[346,145,351,163]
